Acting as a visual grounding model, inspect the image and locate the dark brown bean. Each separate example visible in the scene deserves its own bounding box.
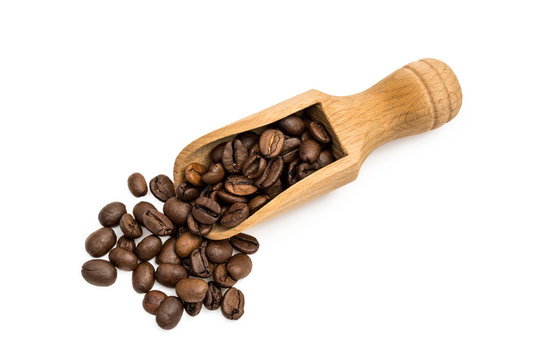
[206,240,233,264]
[185,163,207,187]
[256,156,284,189]
[133,201,156,224]
[135,235,163,261]
[127,173,147,197]
[225,175,258,196]
[216,190,247,204]
[265,178,283,199]
[203,281,223,310]
[163,198,191,226]
[247,195,270,214]
[116,236,136,252]
[174,232,202,258]
[175,278,209,303]
[220,202,250,228]
[81,259,117,287]
[108,247,138,271]
[242,153,267,179]
[278,115,305,136]
[143,290,167,315]
[230,233,259,254]
[299,139,321,163]
[155,264,188,287]
[316,149,335,168]
[210,142,227,163]
[149,174,175,202]
[85,227,116,258]
[189,247,214,278]
[202,163,225,185]
[281,137,301,163]
[176,181,200,202]
[156,237,181,265]
[226,253,252,280]
[119,213,142,239]
[300,130,311,142]
[132,262,155,293]
[221,287,245,320]
[222,139,248,173]
[156,297,183,330]
[142,208,175,236]
[184,301,203,317]
[259,129,285,158]
[192,197,221,225]
[187,214,212,236]
[213,263,237,288]
[308,121,331,144]
[235,131,259,150]
[98,202,127,227]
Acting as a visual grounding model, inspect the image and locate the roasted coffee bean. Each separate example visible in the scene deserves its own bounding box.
[85,227,116,258]
[192,197,221,225]
[299,139,321,163]
[81,259,117,286]
[222,139,248,173]
[116,235,136,252]
[308,121,331,144]
[278,115,305,136]
[203,281,222,310]
[156,296,183,330]
[259,129,285,158]
[174,231,202,258]
[135,235,162,261]
[142,208,175,236]
[185,163,207,187]
[155,263,188,287]
[297,162,318,180]
[163,198,191,226]
[300,130,311,142]
[133,201,156,224]
[221,287,245,320]
[248,143,260,156]
[221,202,249,228]
[235,131,259,150]
[225,175,258,196]
[143,290,167,315]
[108,247,138,271]
[281,137,301,163]
[189,247,213,278]
[265,179,283,199]
[175,278,209,303]
[202,163,225,185]
[156,238,181,265]
[242,153,267,179]
[206,240,233,264]
[187,214,212,236]
[119,213,142,239]
[127,173,147,197]
[216,190,247,204]
[256,156,284,189]
[316,149,335,168]
[213,263,237,288]
[132,262,155,293]
[184,301,203,317]
[226,253,252,280]
[149,174,175,202]
[98,202,127,227]
[287,158,316,185]
[176,181,200,202]
[210,142,226,163]
[247,195,270,214]
[230,233,259,254]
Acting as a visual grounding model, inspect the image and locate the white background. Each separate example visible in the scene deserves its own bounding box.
[1,1,539,359]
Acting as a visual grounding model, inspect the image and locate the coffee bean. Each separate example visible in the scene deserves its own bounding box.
[174,231,202,258]
[213,263,237,288]
[216,190,247,204]
[242,153,267,179]
[308,121,331,144]
[225,175,258,196]
[203,281,222,310]
[300,130,311,142]
[226,253,252,280]
[133,201,156,224]
[135,235,162,261]
[230,233,259,254]
[297,162,318,180]
[221,287,245,320]
[287,158,317,185]
[281,137,301,163]
[127,173,147,197]
[149,174,175,202]
[247,195,270,214]
[265,178,283,199]
[256,156,283,189]
[210,142,226,163]
[220,202,249,228]
[175,278,209,303]
[184,301,203,317]
[116,235,136,252]
[259,129,285,158]
[163,198,191,226]
[185,163,207,187]
[132,262,155,293]
[235,131,259,150]
[248,143,260,156]
[156,237,181,265]
[155,263,188,287]
[222,139,248,173]
[278,115,305,136]
[85,227,116,258]
[299,139,321,163]
[202,163,225,185]
[156,296,183,330]
[119,213,142,239]
[189,247,213,278]
[316,149,335,168]
[98,202,127,227]
[192,197,221,225]
[143,290,167,315]
[142,208,175,236]
[81,259,117,286]
[206,240,233,264]
[187,214,212,236]
[108,247,138,271]
[176,181,200,202]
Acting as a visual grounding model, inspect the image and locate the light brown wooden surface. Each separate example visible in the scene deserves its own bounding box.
[174,58,462,239]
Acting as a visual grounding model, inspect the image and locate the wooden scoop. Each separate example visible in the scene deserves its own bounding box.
[174,58,462,239]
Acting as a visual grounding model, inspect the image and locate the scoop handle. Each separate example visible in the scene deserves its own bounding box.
[340,58,462,156]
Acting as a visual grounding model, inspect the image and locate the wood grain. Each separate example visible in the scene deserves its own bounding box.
[173,58,462,239]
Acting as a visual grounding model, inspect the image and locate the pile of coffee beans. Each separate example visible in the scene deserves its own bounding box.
[82,172,259,329]
[179,113,336,235]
